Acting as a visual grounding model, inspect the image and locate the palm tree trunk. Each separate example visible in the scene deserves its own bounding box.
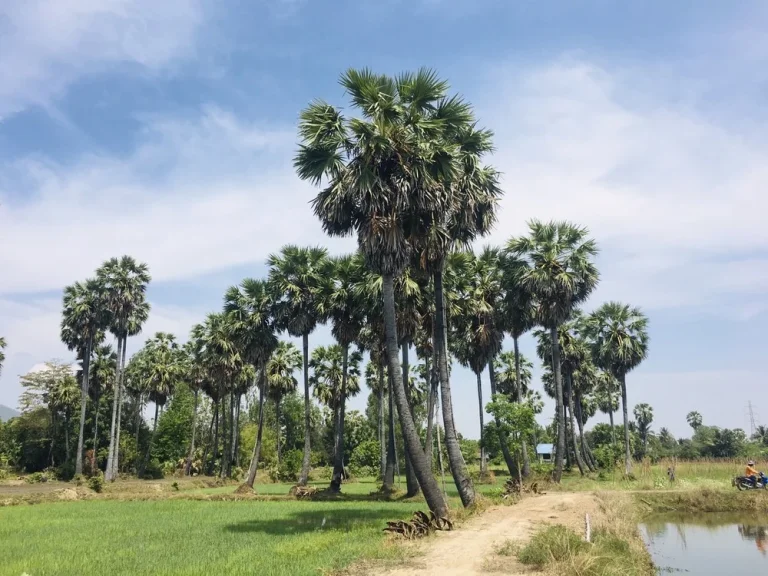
[49,412,57,467]
[476,371,487,476]
[330,343,350,492]
[575,391,596,471]
[75,334,93,476]
[620,373,632,475]
[513,336,531,477]
[185,389,200,475]
[139,403,160,477]
[276,397,282,470]
[434,267,475,507]
[609,410,616,446]
[298,332,312,486]
[111,337,128,479]
[424,354,435,462]
[550,325,566,483]
[488,357,516,477]
[383,368,396,490]
[378,361,386,480]
[64,413,71,465]
[202,406,216,475]
[105,335,123,481]
[246,368,268,488]
[565,374,586,475]
[221,392,231,478]
[402,343,420,497]
[383,273,448,517]
[92,395,101,468]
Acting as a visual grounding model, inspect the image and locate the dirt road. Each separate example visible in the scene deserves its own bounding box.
[374,492,599,576]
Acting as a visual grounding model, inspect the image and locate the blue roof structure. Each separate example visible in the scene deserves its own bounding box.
[536,443,554,455]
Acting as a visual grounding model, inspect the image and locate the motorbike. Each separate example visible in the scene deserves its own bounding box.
[733,472,768,490]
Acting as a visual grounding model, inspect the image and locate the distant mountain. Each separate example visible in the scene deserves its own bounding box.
[0,405,19,421]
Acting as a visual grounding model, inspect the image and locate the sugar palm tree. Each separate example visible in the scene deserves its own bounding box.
[315,254,367,492]
[295,69,457,515]
[499,251,537,476]
[585,302,649,475]
[507,221,599,483]
[268,245,327,486]
[633,403,654,456]
[686,411,703,431]
[97,256,151,481]
[61,278,108,475]
[266,341,301,468]
[594,370,620,445]
[183,330,207,475]
[87,344,116,461]
[224,278,278,488]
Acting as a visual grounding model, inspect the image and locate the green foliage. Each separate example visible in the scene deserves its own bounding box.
[143,458,164,479]
[350,439,380,474]
[88,473,104,493]
[153,383,195,463]
[593,444,623,469]
[277,448,304,482]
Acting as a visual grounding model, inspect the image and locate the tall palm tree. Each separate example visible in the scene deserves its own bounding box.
[316,254,367,492]
[499,251,537,476]
[686,411,703,431]
[97,256,151,481]
[585,302,649,475]
[507,221,599,483]
[294,69,458,516]
[633,403,654,456]
[266,341,301,468]
[363,356,388,481]
[268,246,327,486]
[225,278,279,488]
[88,344,117,461]
[183,331,206,475]
[61,279,108,476]
[594,370,620,445]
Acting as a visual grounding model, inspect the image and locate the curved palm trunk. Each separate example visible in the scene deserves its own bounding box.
[575,391,596,471]
[383,368,396,490]
[488,357,516,477]
[246,369,268,488]
[513,336,531,477]
[105,335,123,481]
[139,402,160,477]
[111,339,128,479]
[424,354,436,463]
[550,325,566,483]
[330,343,350,492]
[620,373,632,475]
[402,343,420,497]
[565,374,586,475]
[382,274,448,516]
[75,335,93,476]
[298,332,312,486]
[475,371,487,476]
[184,389,200,475]
[434,267,475,507]
[378,361,386,480]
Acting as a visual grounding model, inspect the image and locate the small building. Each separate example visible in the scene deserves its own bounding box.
[536,443,554,463]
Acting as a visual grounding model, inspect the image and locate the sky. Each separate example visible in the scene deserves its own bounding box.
[1,0,766,439]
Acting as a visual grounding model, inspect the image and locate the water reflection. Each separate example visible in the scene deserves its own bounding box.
[642,513,768,575]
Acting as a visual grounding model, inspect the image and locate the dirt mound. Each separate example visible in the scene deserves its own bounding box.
[56,488,79,501]
[234,483,254,495]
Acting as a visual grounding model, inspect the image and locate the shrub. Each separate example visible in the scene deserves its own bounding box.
[350,440,380,471]
[143,459,164,480]
[594,445,623,470]
[277,449,303,482]
[25,471,49,484]
[73,474,85,486]
[88,473,104,493]
[518,525,587,568]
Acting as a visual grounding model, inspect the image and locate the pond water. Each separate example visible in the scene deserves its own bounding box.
[641,512,768,574]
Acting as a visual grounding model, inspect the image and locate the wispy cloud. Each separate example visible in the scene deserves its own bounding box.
[0,0,203,119]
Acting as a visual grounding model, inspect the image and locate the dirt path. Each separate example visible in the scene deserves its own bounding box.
[374,492,600,576]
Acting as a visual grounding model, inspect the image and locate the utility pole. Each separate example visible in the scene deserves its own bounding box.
[747,401,758,437]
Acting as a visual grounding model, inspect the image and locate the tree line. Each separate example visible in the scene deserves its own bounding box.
[0,69,654,517]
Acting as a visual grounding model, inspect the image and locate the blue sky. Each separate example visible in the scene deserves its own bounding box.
[1,0,767,438]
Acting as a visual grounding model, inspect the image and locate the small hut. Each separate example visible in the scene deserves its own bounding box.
[536,443,553,463]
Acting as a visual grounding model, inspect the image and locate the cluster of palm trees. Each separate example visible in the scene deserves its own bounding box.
[44,67,649,518]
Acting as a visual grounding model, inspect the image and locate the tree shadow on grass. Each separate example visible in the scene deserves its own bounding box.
[224,508,401,536]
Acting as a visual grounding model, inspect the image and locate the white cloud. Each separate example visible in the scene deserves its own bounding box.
[0,0,203,118]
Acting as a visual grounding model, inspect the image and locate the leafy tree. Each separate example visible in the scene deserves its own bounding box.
[633,403,654,456]
[0,337,6,377]
[97,256,151,481]
[594,370,620,445]
[61,278,108,476]
[586,302,649,475]
[486,395,536,486]
[507,221,599,482]
[268,245,327,486]
[686,411,703,431]
[183,331,206,476]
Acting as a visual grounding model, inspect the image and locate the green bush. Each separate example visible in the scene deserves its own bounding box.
[143,458,164,480]
[277,449,303,482]
[25,471,49,484]
[88,473,104,493]
[518,525,587,568]
[593,445,623,470]
[350,440,380,472]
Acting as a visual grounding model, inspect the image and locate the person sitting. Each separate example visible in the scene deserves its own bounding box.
[746,460,761,485]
